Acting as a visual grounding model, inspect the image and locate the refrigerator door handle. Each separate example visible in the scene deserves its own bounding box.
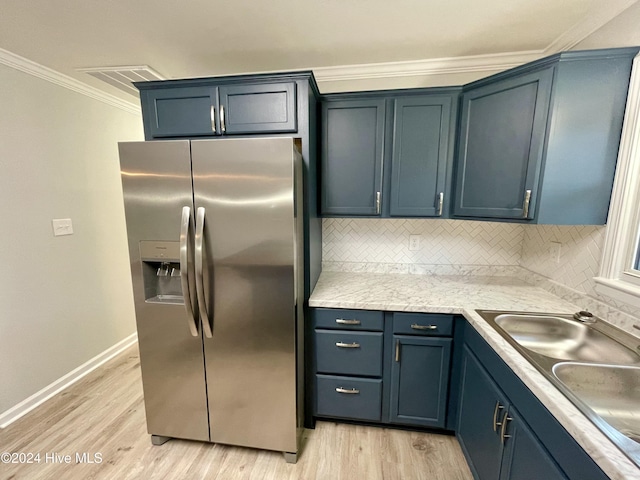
[195,207,213,338]
[179,206,199,337]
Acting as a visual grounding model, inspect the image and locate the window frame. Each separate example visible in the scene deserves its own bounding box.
[594,53,640,308]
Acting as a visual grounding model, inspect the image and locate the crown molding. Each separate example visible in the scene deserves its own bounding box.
[313,50,544,84]
[544,0,639,54]
[0,48,140,115]
[312,1,639,86]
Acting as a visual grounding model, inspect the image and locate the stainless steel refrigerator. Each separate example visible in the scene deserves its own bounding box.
[118,137,304,462]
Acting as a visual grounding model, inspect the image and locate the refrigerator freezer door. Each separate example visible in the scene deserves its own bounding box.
[119,140,209,442]
[191,138,298,453]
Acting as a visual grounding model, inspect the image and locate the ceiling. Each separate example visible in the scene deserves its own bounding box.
[0,0,638,101]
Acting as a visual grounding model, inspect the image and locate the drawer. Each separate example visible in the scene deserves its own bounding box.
[313,308,384,331]
[393,313,453,336]
[315,331,383,376]
[316,374,382,421]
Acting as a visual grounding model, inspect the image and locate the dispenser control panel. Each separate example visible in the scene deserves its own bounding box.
[139,241,180,261]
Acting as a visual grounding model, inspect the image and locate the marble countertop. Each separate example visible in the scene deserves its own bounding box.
[309,271,640,480]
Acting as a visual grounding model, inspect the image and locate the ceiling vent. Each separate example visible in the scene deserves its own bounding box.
[77,65,165,96]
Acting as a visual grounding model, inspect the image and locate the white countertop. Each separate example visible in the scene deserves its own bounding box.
[309,271,640,480]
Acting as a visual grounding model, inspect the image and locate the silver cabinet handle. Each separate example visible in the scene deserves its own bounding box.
[220,105,226,133]
[376,191,381,214]
[522,189,532,218]
[395,339,400,362]
[336,318,361,325]
[411,324,437,331]
[336,342,360,348]
[210,105,216,133]
[500,411,512,444]
[437,192,444,217]
[336,387,360,394]
[179,206,198,337]
[493,401,505,431]
[195,207,213,338]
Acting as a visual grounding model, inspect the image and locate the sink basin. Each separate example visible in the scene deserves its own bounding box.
[494,314,640,364]
[553,362,640,443]
[476,309,640,468]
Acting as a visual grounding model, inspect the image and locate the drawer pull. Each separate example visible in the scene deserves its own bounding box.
[336,342,360,348]
[411,324,437,331]
[336,318,361,325]
[336,387,360,395]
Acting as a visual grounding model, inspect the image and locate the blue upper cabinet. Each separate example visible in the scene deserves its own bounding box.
[453,68,553,220]
[534,52,635,224]
[218,82,297,134]
[142,86,219,138]
[320,91,459,217]
[139,79,298,139]
[390,96,453,217]
[453,47,639,224]
[321,99,386,215]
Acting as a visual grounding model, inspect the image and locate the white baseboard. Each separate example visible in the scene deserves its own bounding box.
[0,332,138,428]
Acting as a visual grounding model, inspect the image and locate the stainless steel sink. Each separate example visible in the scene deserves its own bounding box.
[553,362,640,443]
[494,313,640,364]
[476,309,640,469]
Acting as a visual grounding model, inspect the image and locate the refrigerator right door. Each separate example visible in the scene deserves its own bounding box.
[191,138,298,454]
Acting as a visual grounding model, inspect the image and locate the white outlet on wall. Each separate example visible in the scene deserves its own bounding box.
[549,241,562,264]
[52,218,73,236]
[409,234,421,251]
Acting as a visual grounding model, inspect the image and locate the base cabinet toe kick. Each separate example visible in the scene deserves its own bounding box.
[309,308,609,480]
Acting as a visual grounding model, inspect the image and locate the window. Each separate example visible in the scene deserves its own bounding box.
[594,53,640,307]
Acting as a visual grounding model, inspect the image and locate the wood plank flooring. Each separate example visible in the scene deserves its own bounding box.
[0,345,472,480]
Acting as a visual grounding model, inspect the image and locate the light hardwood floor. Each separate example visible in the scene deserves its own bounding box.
[0,345,472,480]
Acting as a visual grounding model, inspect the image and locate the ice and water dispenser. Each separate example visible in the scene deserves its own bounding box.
[139,241,184,305]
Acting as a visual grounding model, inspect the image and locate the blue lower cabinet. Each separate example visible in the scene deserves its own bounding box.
[500,407,567,480]
[316,374,382,421]
[311,309,455,428]
[458,345,566,479]
[389,336,452,427]
[458,326,602,480]
[457,346,508,480]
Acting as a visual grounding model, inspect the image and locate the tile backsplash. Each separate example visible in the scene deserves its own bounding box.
[322,217,640,324]
[323,218,523,266]
[520,225,605,298]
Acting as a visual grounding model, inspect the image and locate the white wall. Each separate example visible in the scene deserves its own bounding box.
[0,61,143,413]
[573,2,640,51]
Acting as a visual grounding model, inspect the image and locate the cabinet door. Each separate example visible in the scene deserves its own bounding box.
[321,99,385,215]
[453,68,553,219]
[390,96,452,217]
[218,82,297,134]
[389,336,452,428]
[457,346,508,480]
[142,86,218,138]
[499,407,567,480]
